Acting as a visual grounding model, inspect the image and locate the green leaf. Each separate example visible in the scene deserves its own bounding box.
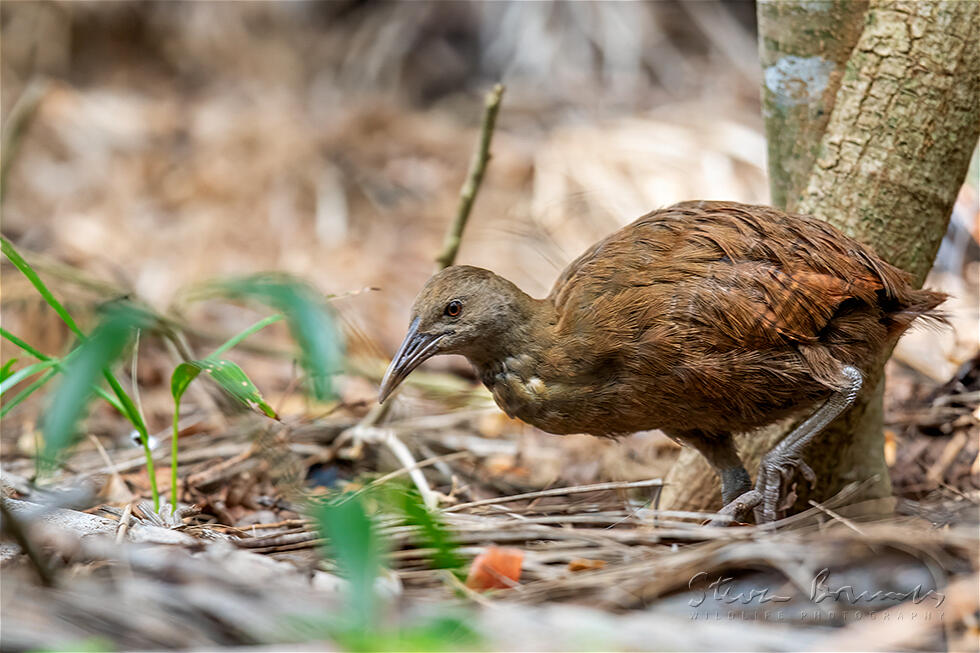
[1,358,19,383]
[0,330,134,423]
[103,370,149,434]
[0,368,57,418]
[205,275,343,401]
[1,237,84,338]
[40,305,148,465]
[167,356,275,507]
[170,363,203,404]
[312,494,383,631]
[171,359,277,418]
[0,241,151,429]
[0,360,59,396]
[1,327,52,361]
[209,313,284,358]
[395,487,463,572]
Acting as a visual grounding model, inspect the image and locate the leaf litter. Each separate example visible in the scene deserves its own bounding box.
[1,3,978,651]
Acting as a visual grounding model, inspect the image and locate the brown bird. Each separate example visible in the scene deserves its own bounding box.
[379,201,944,522]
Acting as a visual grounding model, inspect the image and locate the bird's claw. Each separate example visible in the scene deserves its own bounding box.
[753,452,816,523]
[797,460,816,484]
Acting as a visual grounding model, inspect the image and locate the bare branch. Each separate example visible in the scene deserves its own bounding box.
[434,83,506,270]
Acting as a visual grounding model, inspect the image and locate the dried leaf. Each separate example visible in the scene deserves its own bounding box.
[465,546,523,591]
[568,557,607,572]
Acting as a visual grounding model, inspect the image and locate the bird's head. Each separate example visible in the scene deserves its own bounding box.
[378,265,535,402]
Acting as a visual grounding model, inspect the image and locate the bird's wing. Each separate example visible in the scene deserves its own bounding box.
[549,201,890,349]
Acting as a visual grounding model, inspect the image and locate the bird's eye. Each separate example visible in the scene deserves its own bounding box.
[444,300,462,317]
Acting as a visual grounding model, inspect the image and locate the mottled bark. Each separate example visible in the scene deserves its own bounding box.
[758,0,868,211]
[797,1,980,283]
[662,0,980,515]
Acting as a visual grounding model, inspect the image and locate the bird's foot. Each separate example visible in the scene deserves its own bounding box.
[709,489,762,526]
[753,450,816,523]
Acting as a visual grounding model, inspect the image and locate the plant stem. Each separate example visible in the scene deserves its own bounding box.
[103,371,159,511]
[340,85,506,505]
[171,401,180,509]
[433,83,505,270]
[141,425,160,512]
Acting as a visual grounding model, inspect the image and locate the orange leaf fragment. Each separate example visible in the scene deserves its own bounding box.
[567,557,606,572]
[465,546,524,591]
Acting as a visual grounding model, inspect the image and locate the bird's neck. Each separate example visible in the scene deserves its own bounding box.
[466,295,557,372]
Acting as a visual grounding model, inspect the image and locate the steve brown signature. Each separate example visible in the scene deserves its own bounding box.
[687,569,946,608]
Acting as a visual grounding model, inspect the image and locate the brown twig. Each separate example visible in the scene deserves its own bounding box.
[115,502,133,544]
[434,83,506,270]
[356,450,472,495]
[443,478,663,513]
[0,79,50,204]
[806,498,867,535]
[358,85,506,428]
[340,84,506,505]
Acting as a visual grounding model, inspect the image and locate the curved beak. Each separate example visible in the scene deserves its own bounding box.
[378,318,445,403]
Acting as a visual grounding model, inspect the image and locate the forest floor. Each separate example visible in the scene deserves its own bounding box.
[2,4,978,651]
[2,352,977,651]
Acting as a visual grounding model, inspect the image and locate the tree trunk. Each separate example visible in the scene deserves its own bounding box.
[661,0,980,514]
[758,0,868,211]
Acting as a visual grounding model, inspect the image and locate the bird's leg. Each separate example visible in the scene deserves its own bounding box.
[754,365,864,523]
[672,431,754,523]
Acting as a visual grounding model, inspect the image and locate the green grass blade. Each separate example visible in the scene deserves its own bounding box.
[1,237,84,338]
[0,368,57,418]
[1,358,18,383]
[1,327,52,361]
[0,271,151,436]
[0,240,160,506]
[93,386,126,415]
[208,275,343,401]
[209,313,284,358]
[0,360,59,396]
[1,330,129,416]
[40,305,146,466]
[102,369,148,433]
